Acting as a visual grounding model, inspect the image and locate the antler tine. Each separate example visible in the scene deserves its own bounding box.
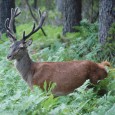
[7,30,17,41]
[22,11,47,41]
[5,18,16,41]
[38,9,42,17]
[22,31,25,40]
[22,23,36,41]
[5,18,11,32]
[9,8,15,34]
[38,12,46,28]
[9,8,21,34]
[32,23,36,31]
[38,9,47,36]
[5,8,21,42]
[14,8,21,17]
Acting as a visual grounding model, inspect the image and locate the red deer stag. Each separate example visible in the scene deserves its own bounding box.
[6,8,110,96]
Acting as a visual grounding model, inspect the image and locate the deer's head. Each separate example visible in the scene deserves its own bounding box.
[6,8,46,60]
[7,39,32,60]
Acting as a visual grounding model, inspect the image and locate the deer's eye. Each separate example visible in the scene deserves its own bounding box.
[19,47,24,50]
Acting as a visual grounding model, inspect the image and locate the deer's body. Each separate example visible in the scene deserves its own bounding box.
[6,8,110,96]
[14,49,108,96]
[15,51,87,95]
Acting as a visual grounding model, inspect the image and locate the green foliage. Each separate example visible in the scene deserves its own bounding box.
[96,22,115,65]
[0,21,115,115]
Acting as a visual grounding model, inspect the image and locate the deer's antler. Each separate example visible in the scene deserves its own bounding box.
[5,8,21,42]
[22,11,47,42]
[5,8,47,42]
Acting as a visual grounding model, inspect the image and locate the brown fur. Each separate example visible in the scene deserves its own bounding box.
[100,61,111,67]
[30,60,109,96]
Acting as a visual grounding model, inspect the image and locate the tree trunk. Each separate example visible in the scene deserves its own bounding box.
[55,0,63,13]
[33,0,37,9]
[99,0,115,44]
[55,0,64,25]
[63,0,82,35]
[0,0,15,33]
[82,0,99,23]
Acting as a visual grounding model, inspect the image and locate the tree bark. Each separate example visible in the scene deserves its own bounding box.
[63,0,82,35]
[55,0,63,13]
[33,0,37,9]
[55,0,64,25]
[82,0,99,23]
[99,0,115,44]
[0,0,15,33]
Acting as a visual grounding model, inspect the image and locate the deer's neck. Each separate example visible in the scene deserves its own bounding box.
[15,51,33,82]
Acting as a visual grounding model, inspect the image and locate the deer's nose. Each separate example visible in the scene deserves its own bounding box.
[7,55,12,59]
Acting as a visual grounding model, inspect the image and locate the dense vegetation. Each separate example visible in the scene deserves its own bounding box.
[0,19,115,114]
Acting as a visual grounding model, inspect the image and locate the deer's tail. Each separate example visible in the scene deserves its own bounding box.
[100,61,111,67]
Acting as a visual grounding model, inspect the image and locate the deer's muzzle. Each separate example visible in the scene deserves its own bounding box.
[7,54,14,60]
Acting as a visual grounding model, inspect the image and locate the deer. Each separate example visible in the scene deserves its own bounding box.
[6,8,110,96]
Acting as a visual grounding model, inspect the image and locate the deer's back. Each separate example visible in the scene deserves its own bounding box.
[31,60,92,95]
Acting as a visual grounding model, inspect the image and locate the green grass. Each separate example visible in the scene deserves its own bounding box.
[0,23,115,115]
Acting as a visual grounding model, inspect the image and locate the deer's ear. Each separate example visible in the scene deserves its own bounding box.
[25,39,33,47]
[19,43,24,48]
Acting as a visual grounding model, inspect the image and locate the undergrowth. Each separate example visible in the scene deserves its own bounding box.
[0,20,115,115]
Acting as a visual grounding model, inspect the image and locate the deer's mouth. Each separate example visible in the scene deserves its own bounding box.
[7,55,15,60]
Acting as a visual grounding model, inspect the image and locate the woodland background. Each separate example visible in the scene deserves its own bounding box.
[0,0,115,115]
